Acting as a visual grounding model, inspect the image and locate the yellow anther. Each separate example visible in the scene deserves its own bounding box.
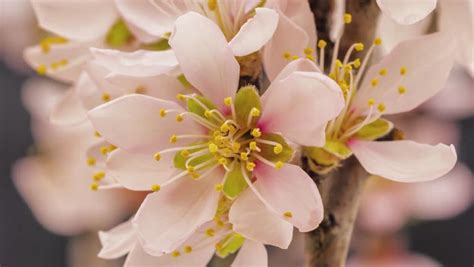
[169,134,177,144]
[190,171,200,179]
[94,131,101,137]
[36,64,47,75]
[86,157,96,166]
[398,86,407,95]
[246,162,256,171]
[250,107,260,117]
[93,171,105,181]
[208,0,217,10]
[275,161,284,170]
[374,37,382,45]
[224,97,233,106]
[159,108,167,117]
[232,142,241,152]
[306,55,315,61]
[205,228,215,237]
[171,250,181,258]
[135,86,146,94]
[215,243,223,250]
[291,55,299,60]
[344,13,352,24]
[367,98,375,107]
[108,144,117,151]
[100,146,109,155]
[187,165,195,173]
[371,79,379,87]
[400,67,407,75]
[220,123,229,132]
[228,125,236,134]
[240,152,249,161]
[90,182,99,191]
[273,144,283,154]
[353,58,361,68]
[377,103,386,113]
[354,43,364,51]
[335,59,343,68]
[318,40,327,49]
[180,150,190,158]
[304,47,314,55]
[214,183,224,192]
[208,143,218,153]
[59,59,68,66]
[151,184,161,192]
[153,152,161,161]
[176,94,186,101]
[176,114,184,122]
[218,158,228,166]
[184,246,193,254]
[249,141,258,151]
[251,128,261,138]
[283,52,292,60]
[204,110,212,118]
[283,211,293,218]
[101,93,111,102]
[343,65,352,73]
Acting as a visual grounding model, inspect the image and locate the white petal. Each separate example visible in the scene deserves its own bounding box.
[259,71,344,146]
[231,240,268,267]
[106,149,176,191]
[350,140,457,182]
[98,219,136,259]
[88,94,204,153]
[229,8,279,57]
[50,88,88,125]
[376,0,437,25]
[133,169,223,255]
[352,32,456,116]
[229,187,293,249]
[31,0,118,41]
[169,12,239,108]
[90,48,178,77]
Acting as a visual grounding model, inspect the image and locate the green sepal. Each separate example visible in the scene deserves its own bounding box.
[173,147,213,170]
[187,95,218,119]
[141,38,171,51]
[258,133,293,162]
[106,20,133,47]
[223,162,248,199]
[216,233,245,258]
[323,139,352,159]
[234,85,261,128]
[177,74,191,88]
[355,118,393,140]
[304,146,339,166]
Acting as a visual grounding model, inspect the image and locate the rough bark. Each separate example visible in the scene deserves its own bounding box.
[304,1,380,266]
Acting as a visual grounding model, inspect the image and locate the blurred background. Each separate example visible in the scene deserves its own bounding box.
[1,0,473,266]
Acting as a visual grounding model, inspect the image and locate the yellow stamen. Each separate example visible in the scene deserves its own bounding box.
[249,107,261,117]
[36,64,47,75]
[87,157,96,166]
[184,246,193,254]
[374,37,382,45]
[232,142,241,152]
[344,13,352,24]
[94,131,101,137]
[205,228,215,237]
[176,114,184,122]
[371,78,379,87]
[153,152,161,161]
[354,43,364,51]
[246,162,256,171]
[90,182,99,191]
[224,97,232,107]
[318,40,327,49]
[251,128,261,138]
[100,146,109,155]
[304,47,314,55]
[368,98,375,107]
[283,211,293,218]
[240,152,248,161]
[398,86,407,95]
[275,161,284,170]
[180,150,190,158]
[283,52,292,60]
[151,184,161,192]
[176,94,186,101]
[379,68,388,76]
[93,171,105,181]
[400,67,407,75]
[171,251,181,257]
[377,103,386,113]
[249,141,258,151]
[214,183,224,192]
[169,134,177,144]
[101,93,111,102]
[159,108,167,117]
[208,143,218,153]
[273,144,283,154]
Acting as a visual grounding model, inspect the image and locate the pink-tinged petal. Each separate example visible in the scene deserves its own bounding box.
[106,73,187,101]
[169,12,239,107]
[263,8,310,81]
[279,0,316,47]
[231,240,268,267]
[133,169,223,255]
[271,58,321,81]
[229,187,293,249]
[74,71,103,111]
[229,8,279,57]
[90,48,178,77]
[31,0,118,41]
[98,219,136,259]
[125,241,215,267]
[376,0,436,25]
[23,40,99,83]
[350,140,457,182]
[88,94,203,153]
[50,88,88,125]
[438,0,474,77]
[352,32,456,116]
[84,61,125,98]
[106,149,176,191]
[115,0,181,38]
[253,163,324,232]
[259,71,344,146]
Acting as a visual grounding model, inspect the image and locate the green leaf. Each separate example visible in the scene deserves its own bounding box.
[234,85,261,128]
[258,133,293,162]
[187,95,218,119]
[216,233,245,258]
[106,20,133,47]
[141,38,171,51]
[323,139,352,159]
[173,147,213,170]
[223,162,248,199]
[355,118,393,140]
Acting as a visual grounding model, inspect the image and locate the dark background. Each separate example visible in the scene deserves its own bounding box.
[0,61,473,266]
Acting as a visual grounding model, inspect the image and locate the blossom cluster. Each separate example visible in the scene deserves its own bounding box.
[20,0,463,265]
